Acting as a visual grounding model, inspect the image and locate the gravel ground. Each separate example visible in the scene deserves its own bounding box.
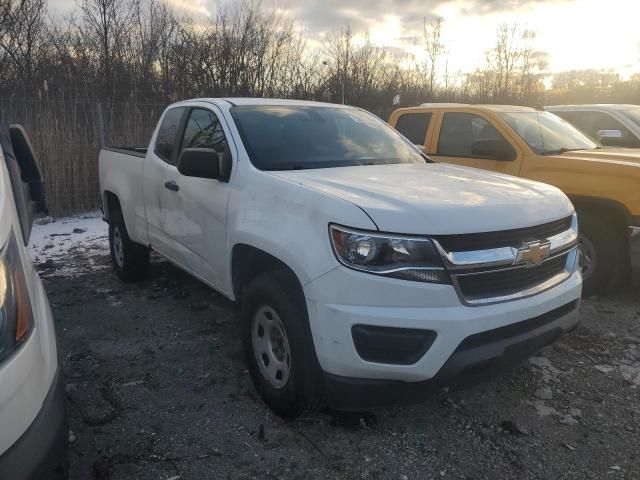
[35,219,640,480]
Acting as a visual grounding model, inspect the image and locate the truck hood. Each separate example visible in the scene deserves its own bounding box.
[558,148,640,167]
[269,163,574,235]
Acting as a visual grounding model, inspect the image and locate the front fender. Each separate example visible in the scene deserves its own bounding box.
[224,171,376,296]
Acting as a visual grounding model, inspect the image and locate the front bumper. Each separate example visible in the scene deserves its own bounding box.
[303,265,582,407]
[323,301,579,410]
[0,367,68,479]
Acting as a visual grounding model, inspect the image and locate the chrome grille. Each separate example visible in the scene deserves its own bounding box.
[434,214,578,306]
[455,252,569,301]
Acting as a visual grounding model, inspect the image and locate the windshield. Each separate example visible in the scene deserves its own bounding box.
[499,111,598,155]
[622,108,640,128]
[230,105,426,170]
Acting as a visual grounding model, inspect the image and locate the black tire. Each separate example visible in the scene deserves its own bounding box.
[241,269,324,418]
[578,211,627,296]
[108,209,149,282]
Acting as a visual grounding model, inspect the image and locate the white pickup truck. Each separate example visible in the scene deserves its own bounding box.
[99,98,582,417]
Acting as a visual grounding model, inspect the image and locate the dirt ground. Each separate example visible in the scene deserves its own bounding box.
[35,220,640,480]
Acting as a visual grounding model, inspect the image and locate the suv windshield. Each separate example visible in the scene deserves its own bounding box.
[622,107,640,128]
[230,105,426,170]
[499,111,598,155]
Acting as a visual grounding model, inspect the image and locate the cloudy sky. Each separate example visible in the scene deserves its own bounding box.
[52,0,640,75]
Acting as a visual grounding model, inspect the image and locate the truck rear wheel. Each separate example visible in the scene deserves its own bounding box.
[578,212,627,296]
[240,269,324,418]
[108,209,149,282]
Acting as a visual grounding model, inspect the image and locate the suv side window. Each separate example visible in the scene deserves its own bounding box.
[154,107,186,164]
[395,112,432,145]
[437,112,507,158]
[180,108,229,154]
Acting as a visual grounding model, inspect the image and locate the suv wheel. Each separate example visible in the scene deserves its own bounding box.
[241,269,324,418]
[108,209,150,282]
[578,212,627,296]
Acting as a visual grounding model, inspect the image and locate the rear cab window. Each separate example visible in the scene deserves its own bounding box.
[394,112,432,145]
[154,107,187,164]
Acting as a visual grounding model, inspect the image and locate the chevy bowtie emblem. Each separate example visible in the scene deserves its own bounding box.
[516,240,551,267]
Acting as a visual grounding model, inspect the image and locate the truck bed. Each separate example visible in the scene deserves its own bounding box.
[99,146,148,243]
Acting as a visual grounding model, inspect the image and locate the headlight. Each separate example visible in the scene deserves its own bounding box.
[0,231,34,364]
[329,225,449,283]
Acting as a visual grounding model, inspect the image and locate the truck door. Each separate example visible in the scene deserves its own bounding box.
[159,106,233,290]
[142,106,187,255]
[429,111,523,176]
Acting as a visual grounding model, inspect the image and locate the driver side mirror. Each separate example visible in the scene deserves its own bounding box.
[597,129,625,147]
[9,124,47,214]
[4,124,47,245]
[178,146,231,181]
[471,139,516,161]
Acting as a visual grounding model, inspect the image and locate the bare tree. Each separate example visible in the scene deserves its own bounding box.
[78,0,137,98]
[0,0,49,89]
[423,15,444,97]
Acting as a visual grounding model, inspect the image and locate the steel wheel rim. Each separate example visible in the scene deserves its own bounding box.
[252,305,291,389]
[113,226,124,268]
[578,233,596,281]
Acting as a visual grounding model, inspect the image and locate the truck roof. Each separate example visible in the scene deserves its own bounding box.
[414,103,538,112]
[545,104,639,110]
[173,97,351,109]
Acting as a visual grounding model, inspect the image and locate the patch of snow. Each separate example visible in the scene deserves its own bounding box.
[29,211,109,276]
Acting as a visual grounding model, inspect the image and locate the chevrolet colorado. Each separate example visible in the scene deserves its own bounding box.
[390,104,640,295]
[99,98,582,416]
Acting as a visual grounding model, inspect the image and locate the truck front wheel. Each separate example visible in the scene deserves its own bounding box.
[578,212,627,296]
[241,269,324,418]
[108,209,149,282]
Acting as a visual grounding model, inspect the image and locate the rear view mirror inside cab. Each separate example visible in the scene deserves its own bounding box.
[596,129,630,147]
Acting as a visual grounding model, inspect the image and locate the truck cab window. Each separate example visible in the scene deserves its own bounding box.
[437,112,505,158]
[181,108,228,154]
[395,112,432,145]
[154,107,186,164]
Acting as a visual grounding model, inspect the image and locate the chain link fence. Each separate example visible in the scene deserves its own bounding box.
[0,98,166,216]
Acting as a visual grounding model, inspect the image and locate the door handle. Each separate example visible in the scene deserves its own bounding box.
[164,180,179,192]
